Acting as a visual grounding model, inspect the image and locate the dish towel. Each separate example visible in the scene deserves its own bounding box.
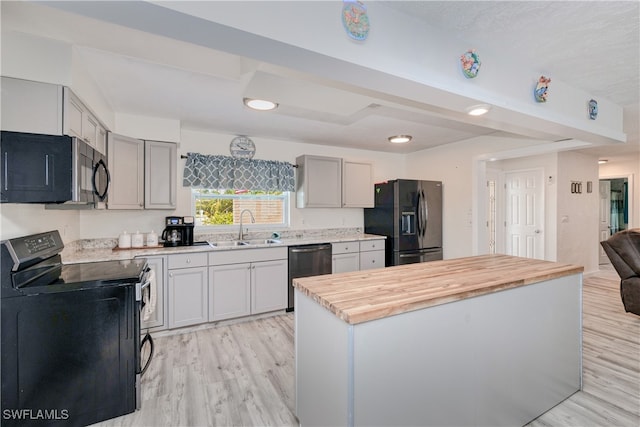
[143,268,157,322]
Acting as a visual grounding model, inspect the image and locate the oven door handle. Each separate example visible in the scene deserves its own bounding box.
[140,332,154,376]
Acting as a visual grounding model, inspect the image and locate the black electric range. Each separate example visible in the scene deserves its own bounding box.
[1,230,151,427]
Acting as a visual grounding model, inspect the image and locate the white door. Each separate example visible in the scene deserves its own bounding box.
[599,180,611,264]
[504,169,544,259]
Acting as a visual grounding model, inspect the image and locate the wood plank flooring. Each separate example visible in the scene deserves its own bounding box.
[93,265,639,427]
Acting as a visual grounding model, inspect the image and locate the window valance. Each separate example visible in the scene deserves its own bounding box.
[182,153,296,192]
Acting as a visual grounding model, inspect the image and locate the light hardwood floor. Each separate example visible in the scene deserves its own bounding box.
[94,266,639,427]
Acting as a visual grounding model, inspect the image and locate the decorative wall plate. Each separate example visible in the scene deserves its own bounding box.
[588,99,598,120]
[534,75,551,102]
[460,49,481,78]
[342,0,370,41]
[230,136,256,159]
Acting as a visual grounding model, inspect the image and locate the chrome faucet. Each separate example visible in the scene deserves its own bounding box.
[238,209,255,241]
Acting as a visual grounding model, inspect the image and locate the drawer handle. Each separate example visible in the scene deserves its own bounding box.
[186,258,191,264]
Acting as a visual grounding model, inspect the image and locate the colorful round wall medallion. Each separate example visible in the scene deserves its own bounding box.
[342,0,370,41]
[534,75,551,102]
[588,99,598,120]
[460,49,481,78]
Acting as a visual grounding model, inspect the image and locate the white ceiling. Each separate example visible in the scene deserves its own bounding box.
[2,1,638,160]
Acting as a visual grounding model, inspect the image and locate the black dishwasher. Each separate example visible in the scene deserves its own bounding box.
[287,243,332,311]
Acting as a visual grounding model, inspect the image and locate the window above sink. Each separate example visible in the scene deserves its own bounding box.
[192,189,290,230]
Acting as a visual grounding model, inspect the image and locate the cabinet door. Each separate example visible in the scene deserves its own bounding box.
[144,140,177,209]
[296,155,342,208]
[209,263,251,321]
[342,161,373,208]
[168,266,208,329]
[140,256,166,330]
[360,250,385,270]
[251,259,288,314]
[96,125,107,156]
[0,132,72,203]
[332,252,360,274]
[63,88,84,139]
[1,77,63,135]
[107,133,144,209]
[82,112,98,149]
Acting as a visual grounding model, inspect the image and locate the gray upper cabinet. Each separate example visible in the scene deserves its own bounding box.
[296,154,374,209]
[1,77,63,135]
[108,135,177,210]
[0,77,108,155]
[107,133,144,209]
[342,160,373,208]
[63,88,107,155]
[296,155,342,208]
[144,140,177,209]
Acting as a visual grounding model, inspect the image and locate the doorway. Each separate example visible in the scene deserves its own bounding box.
[599,177,629,264]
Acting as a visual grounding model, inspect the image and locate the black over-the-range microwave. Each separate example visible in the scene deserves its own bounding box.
[0,131,110,207]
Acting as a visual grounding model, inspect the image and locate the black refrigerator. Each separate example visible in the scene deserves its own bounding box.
[364,179,442,266]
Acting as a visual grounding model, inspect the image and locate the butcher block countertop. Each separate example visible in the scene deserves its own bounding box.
[293,254,583,324]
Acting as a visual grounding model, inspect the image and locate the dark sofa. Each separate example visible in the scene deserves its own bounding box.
[600,228,640,316]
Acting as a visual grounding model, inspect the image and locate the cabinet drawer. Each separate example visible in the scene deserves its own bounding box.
[332,241,359,255]
[360,239,385,252]
[168,252,208,269]
[360,250,385,270]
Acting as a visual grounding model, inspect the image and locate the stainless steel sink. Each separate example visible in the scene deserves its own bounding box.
[209,241,250,247]
[243,239,283,245]
[209,239,282,247]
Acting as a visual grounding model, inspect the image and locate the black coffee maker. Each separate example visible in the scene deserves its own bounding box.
[162,216,195,247]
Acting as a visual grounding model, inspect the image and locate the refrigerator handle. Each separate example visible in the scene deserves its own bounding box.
[422,189,428,236]
[417,190,427,238]
[416,191,422,237]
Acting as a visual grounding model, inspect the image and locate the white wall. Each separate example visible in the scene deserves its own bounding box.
[556,151,600,273]
[0,205,81,241]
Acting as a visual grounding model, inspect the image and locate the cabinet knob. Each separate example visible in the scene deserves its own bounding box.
[169,272,174,278]
[186,258,191,264]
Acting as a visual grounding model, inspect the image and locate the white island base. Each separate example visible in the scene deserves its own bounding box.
[295,273,582,427]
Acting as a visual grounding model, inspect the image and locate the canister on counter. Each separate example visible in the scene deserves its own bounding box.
[131,231,144,248]
[119,231,131,249]
[146,230,158,247]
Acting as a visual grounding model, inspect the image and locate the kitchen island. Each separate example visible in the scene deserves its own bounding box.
[293,254,584,427]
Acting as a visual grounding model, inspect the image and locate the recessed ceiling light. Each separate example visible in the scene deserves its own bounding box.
[388,135,412,144]
[466,104,491,116]
[243,98,278,111]
[598,159,608,164]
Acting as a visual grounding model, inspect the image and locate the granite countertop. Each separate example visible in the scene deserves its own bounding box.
[292,254,583,325]
[62,233,386,264]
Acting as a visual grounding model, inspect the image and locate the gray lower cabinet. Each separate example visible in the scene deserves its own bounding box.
[251,259,288,314]
[332,241,360,273]
[167,253,208,329]
[139,256,166,331]
[209,263,251,321]
[209,247,288,321]
[359,239,385,270]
